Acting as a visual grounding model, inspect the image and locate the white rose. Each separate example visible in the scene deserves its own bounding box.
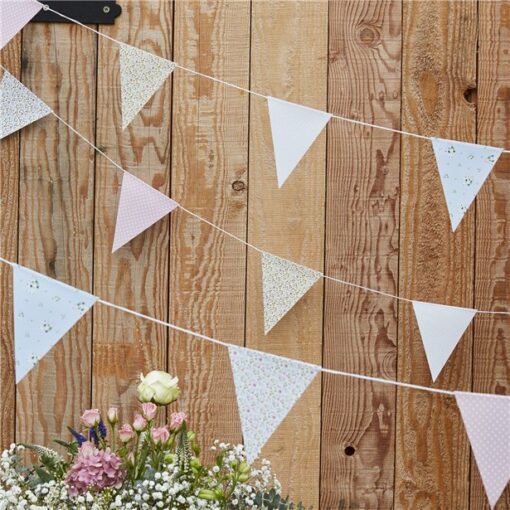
[137,371,180,405]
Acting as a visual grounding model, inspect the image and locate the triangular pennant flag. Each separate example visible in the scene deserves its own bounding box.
[119,43,176,129]
[228,345,319,463]
[0,70,52,139]
[261,252,321,334]
[267,97,331,187]
[13,264,97,383]
[455,392,510,508]
[431,138,503,231]
[0,0,42,50]
[412,300,476,381]
[112,172,178,252]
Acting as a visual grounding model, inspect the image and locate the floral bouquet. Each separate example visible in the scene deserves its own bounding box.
[0,371,310,509]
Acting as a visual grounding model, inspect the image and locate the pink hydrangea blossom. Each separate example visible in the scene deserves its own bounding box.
[66,442,125,496]
[170,411,187,430]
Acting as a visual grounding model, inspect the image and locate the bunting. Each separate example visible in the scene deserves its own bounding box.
[0,70,52,139]
[261,252,321,334]
[0,0,42,50]
[431,138,503,231]
[455,392,510,508]
[112,172,178,252]
[228,345,319,463]
[412,300,476,381]
[267,97,331,187]
[13,264,97,383]
[119,43,176,129]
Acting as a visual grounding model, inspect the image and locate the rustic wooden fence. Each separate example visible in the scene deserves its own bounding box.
[1,1,509,508]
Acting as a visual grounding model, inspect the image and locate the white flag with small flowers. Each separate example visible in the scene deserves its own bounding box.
[261,252,321,334]
[0,70,52,139]
[229,345,319,463]
[13,265,97,383]
[431,138,503,231]
[119,43,176,129]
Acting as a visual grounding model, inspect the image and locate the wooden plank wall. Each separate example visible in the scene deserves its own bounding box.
[0,1,509,508]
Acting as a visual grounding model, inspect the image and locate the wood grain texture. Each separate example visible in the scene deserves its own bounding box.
[397,1,477,508]
[92,0,173,418]
[472,2,510,508]
[246,1,328,506]
[0,36,21,450]
[15,22,97,448]
[1,1,510,507]
[169,0,250,457]
[321,1,401,508]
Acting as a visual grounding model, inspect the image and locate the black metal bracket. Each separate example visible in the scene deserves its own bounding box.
[32,1,122,25]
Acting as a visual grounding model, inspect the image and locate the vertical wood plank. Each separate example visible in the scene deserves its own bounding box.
[15,23,97,447]
[321,1,401,508]
[397,1,477,508]
[246,1,328,506]
[93,1,173,417]
[169,0,250,454]
[472,1,510,508]
[0,36,21,449]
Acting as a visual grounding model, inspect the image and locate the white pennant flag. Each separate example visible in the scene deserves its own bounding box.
[112,172,178,252]
[261,252,321,335]
[431,138,503,231]
[119,43,176,129]
[412,300,476,381]
[13,265,97,383]
[0,0,42,50]
[455,392,510,508]
[228,345,318,463]
[267,97,331,187]
[0,70,52,139]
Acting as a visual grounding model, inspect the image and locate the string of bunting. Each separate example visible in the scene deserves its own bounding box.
[2,0,509,232]
[1,65,508,383]
[0,254,508,507]
[1,3,509,507]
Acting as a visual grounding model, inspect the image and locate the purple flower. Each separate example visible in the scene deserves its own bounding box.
[98,419,107,439]
[68,427,87,447]
[89,428,99,446]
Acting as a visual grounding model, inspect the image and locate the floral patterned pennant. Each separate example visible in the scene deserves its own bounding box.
[119,43,176,129]
[13,264,97,383]
[431,138,503,231]
[455,392,510,509]
[228,345,318,463]
[0,70,52,139]
[261,252,321,334]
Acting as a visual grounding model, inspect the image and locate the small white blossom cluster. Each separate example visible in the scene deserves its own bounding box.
[0,442,281,509]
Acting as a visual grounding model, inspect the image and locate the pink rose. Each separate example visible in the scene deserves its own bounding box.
[152,426,170,445]
[118,424,134,443]
[170,411,187,430]
[133,414,147,432]
[80,409,100,428]
[107,407,119,425]
[141,402,157,421]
